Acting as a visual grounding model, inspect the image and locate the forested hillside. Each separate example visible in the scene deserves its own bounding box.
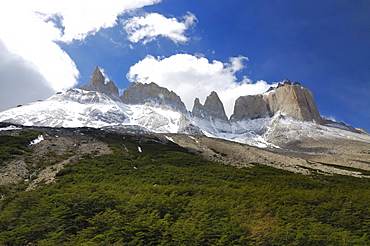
[0,129,369,245]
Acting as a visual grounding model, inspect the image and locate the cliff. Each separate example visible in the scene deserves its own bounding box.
[231,83,324,123]
[120,82,188,114]
[79,67,119,98]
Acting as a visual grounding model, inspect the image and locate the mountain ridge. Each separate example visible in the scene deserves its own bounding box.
[0,67,367,147]
[0,66,370,185]
[1,71,370,245]
[78,67,328,125]
[82,67,361,132]
[79,66,120,99]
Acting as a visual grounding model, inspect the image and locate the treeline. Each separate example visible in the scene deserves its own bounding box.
[0,130,369,245]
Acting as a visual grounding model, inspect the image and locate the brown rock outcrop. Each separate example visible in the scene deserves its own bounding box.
[120,82,187,114]
[192,91,228,121]
[231,94,271,121]
[106,81,119,97]
[80,67,119,98]
[267,84,323,123]
[231,84,324,123]
[90,66,105,88]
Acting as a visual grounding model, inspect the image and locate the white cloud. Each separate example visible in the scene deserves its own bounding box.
[0,3,78,92]
[0,41,55,111]
[33,0,163,43]
[99,68,111,84]
[0,0,161,111]
[123,12,197,44]
[322,115,337,121]
[127,54,275,117]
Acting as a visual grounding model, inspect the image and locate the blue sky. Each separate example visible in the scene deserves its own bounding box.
[1,0,369,130]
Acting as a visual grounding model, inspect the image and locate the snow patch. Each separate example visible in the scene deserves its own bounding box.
[138,146,142,153]
[165,135,175,143]
[0,125,22,131]
[30,135,44,145]
[189,136,199,144]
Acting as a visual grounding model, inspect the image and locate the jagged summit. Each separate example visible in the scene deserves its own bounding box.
[192,91,228,122]
[90,66,105,87]
[120,82,188,114]
[191,91,231,134]
[0,67,367,149]
[231,94,271,121]
[79,67,119,98]
[105,81,119,97]
[80,69,323,125]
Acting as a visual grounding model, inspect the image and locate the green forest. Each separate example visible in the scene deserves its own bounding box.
[0,129,370,245]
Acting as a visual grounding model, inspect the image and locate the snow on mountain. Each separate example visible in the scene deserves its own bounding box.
[0,87,270,146]
[0,67,368,149]
[129,103,185,133]
[0,89,130,128]
[0,89,199,135]
[1,86,368,148]
[264,114,370,144]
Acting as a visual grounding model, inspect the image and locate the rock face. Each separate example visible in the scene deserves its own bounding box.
[105,81,119,97]
[231,94,271,121]
[80,67,119,98]
[231,84,323,123]
[192,91,228,121]
[120,82,188,114]
[267,84,323,123]
[192,91,231,133]
[90,66,105,87]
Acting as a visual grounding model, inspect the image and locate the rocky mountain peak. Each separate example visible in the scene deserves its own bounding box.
[192,91,228,122]
[90,66,105,87]
[270,84,323,123]
[204,91,222,107]
[120,82,188,114]
[231,94,271,121]
[79,67,119,98]
[106,81,119,97]
[231,83,324,123]
[193,98,201,107]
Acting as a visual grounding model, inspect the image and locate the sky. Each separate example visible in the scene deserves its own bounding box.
[0,0,369,131]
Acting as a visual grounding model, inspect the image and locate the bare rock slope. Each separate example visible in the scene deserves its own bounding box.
[80,66,119,98]
[192,91,228,121]
[120,82,188,114]
[0,127,112,189]
[232,83,323,123]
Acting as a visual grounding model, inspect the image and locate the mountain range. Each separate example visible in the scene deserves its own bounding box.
[0,67,369,176]
[1,67,370,245]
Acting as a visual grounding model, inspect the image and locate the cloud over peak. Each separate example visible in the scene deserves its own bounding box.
[127,54,274,117]
[123,12,197,44]
[0,0,162,111]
